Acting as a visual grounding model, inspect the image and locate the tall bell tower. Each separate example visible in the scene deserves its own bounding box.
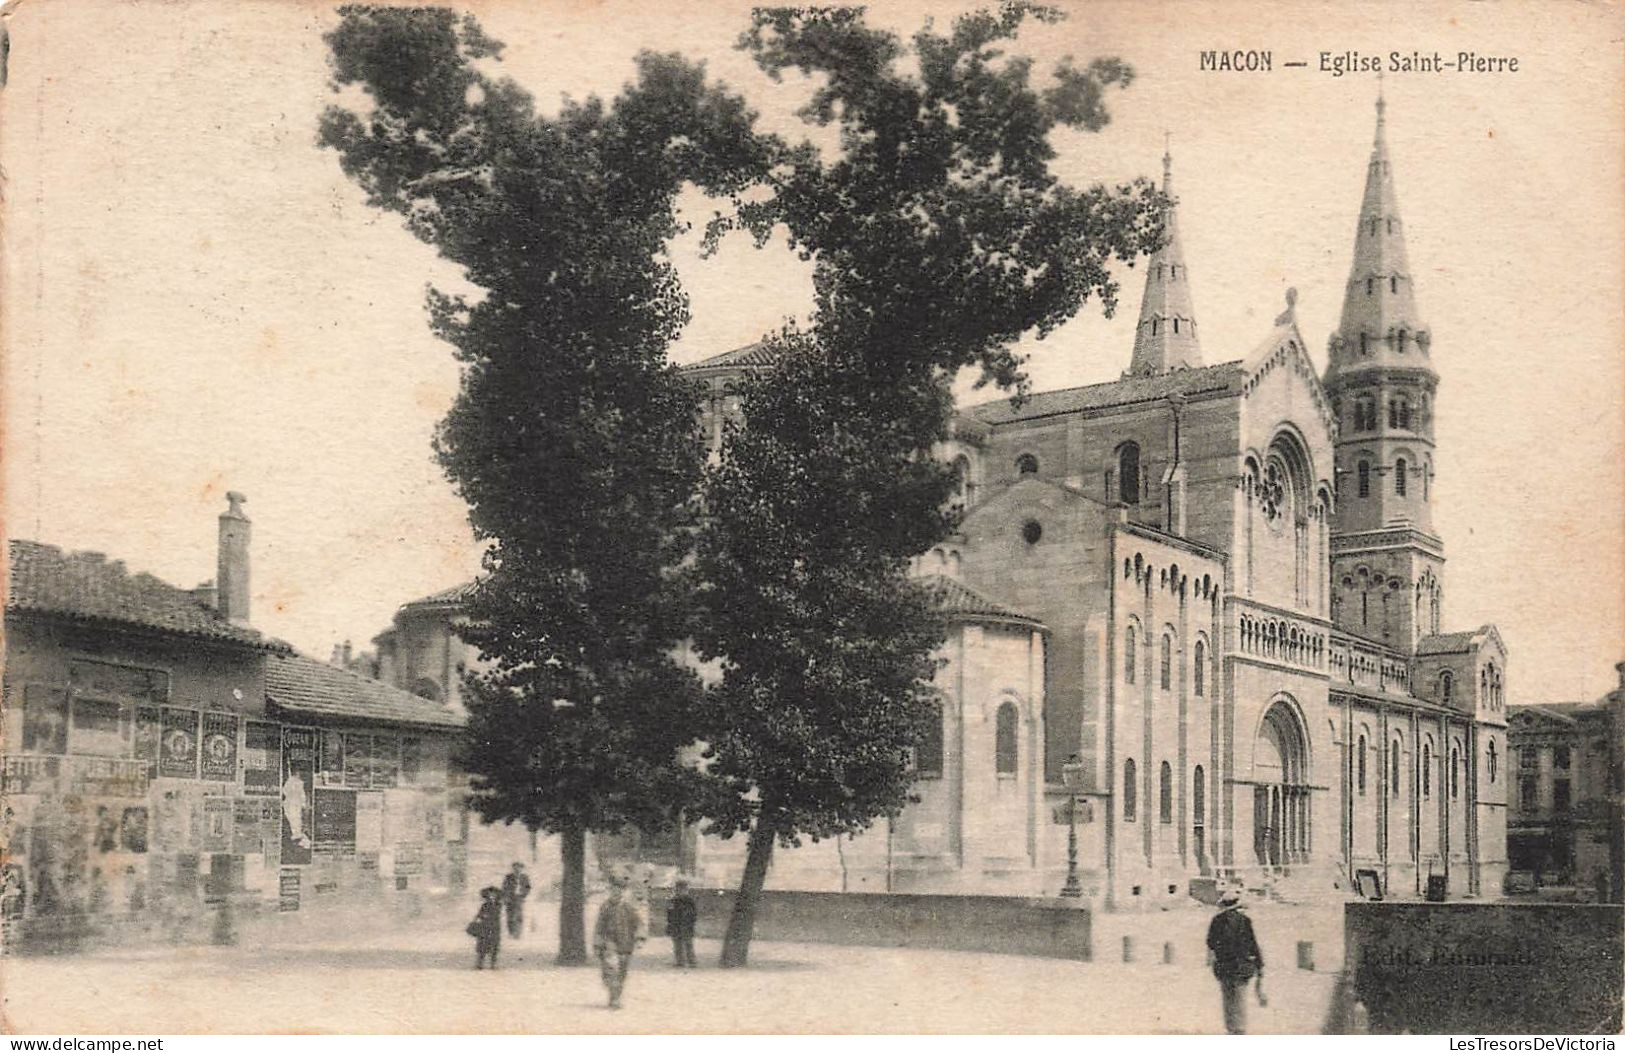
[1325,93,1444,653]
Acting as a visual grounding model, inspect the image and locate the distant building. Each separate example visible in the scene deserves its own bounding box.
[1507,680,1621,893]
[2,496,476,949]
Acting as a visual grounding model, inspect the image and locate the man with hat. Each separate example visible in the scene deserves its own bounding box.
[666,877,699,968]
[1206,887,1264,1034]
[592,872,646,1009]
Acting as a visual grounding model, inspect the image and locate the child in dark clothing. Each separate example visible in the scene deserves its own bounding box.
[470,886,504,969]
[666,878,698,968]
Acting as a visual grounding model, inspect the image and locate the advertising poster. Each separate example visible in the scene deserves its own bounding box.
[319,730,345,785]
[152,789,185,852]
[200,712,239,781]
[354,792,383,851]
[158,707,200,779]
[241,720,281,796]
[201,796,233,853]
[342,734,372,789]
[312,788,357,853]
[21,685,68,755]
[393,842,423,878]
[278,868,300,912]
[232,798,264,855]
[119,806,148,853]
[280,727,317,865]
[69,696,126,756]
[132,706,161,768]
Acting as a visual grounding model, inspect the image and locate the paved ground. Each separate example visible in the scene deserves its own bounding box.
[2,899,1343,1034]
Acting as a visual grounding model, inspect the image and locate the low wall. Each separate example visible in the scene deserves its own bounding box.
[649,888,1092,961]
[1345,902,1624,1034]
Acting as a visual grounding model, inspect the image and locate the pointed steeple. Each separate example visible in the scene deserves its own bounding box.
[1129,141,1202,377]
[1326,89,1431,379]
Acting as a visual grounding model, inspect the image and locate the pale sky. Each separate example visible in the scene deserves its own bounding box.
[3,0,1622,701]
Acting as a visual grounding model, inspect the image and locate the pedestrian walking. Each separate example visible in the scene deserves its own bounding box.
[1205,889,1264,1034]
[593,874,646,1009]
[666,878,698,968]
[502,861,532,939]
[468,886,504,970]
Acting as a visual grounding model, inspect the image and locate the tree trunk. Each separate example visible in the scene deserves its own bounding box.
[720,822,775,968]
[557,823,588,965]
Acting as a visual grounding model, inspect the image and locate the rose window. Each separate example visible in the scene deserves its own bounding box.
[1260,460,1287,526]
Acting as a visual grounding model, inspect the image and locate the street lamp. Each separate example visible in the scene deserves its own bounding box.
[1061,754,1085,898]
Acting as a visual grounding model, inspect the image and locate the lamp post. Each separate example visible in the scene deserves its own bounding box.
[1061,754,1085,898]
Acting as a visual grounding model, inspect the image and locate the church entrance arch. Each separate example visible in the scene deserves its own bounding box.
[1252,699,1311,870]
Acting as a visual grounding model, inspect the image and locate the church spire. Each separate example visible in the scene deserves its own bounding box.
[1129,141,1203,377]
[1326,90,1431,379]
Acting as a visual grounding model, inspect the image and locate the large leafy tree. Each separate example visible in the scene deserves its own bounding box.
[694,3,1165,966]
[318,6,766,963]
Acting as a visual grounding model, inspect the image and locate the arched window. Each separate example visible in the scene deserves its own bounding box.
[1160,634,1173,690]
[1118,443,1141,504]
[1123,759,1138,821]
[1390,276,1398,294]
[1398,400,1411,428]
[995,703,1018,776]
[1357,461,1371,498]
[1366,277,1374,295]
[1193,766,1206,825]
[1360,332,1369,355]
[1357,735,1367,794]
[1440,671,1454,704]
[1391,740,1402,797]
[1388,400,1399,429]
[1159,761,1173,823]
[1395,458,1407,496]
[1193,640,1206,697]
[1124,626,1137,684]
[953,454,975,509]
[1451,746,1460,799]
[916,699,944,777]
[1016,453,1039,476]
[1422,741,1432,797]
[1488,740,1498,783]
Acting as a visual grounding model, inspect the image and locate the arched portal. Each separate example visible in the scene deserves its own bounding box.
[1252,699,1311,869]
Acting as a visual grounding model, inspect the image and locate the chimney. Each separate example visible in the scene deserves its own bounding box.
[192,580,218,610]
[342,640,353,667]
[217,491,251,624]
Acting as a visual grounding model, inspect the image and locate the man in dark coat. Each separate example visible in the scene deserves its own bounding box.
[1206,889,1264,1034]
[470,886,504,970]
[593,874,646,1009]
[666,878,698,968]
[501,862,532,939]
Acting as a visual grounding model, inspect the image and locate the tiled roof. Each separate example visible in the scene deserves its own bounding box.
[1416,629,1484,655]
[966,361,1245,425]
[1507,705,1578,727]
[5,539,286,652]
[265,653,465,730]
[682,342,778,373]
[400,580,479,611]
[919,574,1044,629]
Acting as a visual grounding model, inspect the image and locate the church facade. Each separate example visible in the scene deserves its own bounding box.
[379,101,1510,905]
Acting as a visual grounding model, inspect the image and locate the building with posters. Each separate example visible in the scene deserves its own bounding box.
[1,495,472,950]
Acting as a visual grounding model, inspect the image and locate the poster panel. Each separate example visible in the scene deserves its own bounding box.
[133,706,162,768]
[119,806,148,853]
[343,734,372,789]
[242,720,281,796]
[200,712,239,781]
[312,788,357,853]
[232,798,264,855]
[69,696,126,756]
[158,707,200,779]
[21,685,68,754]
[355,792,383,851]
[152,788,186,852]
[318,730,345,785]
[280,727,317,865]
[393,842,423,878]
[278,868,300,912]
[201,796,233,853]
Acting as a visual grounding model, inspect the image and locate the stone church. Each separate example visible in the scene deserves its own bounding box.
[374,99,1509,905]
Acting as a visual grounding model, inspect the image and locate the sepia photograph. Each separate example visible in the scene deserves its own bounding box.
[0,0,1621,1039]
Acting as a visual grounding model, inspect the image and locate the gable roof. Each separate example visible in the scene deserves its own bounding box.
[1417,625,1504,657]
[1507,705,1579,728]
[682,342,777,374]
[6,539,287,652]
[919,574,1045,630]
[966,361,1245,426]
[400,580,479,613]
[265,652,465,730]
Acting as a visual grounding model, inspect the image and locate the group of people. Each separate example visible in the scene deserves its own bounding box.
[464,862,701,1010]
